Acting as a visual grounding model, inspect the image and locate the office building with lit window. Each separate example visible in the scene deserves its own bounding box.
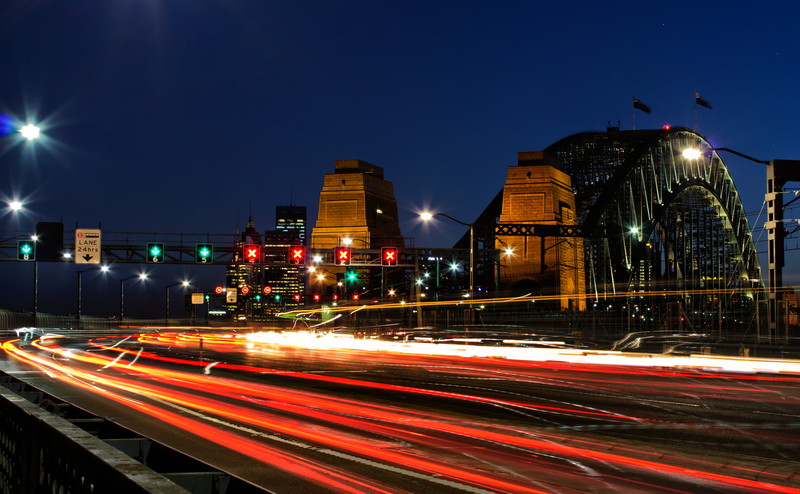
[276,205,307,246]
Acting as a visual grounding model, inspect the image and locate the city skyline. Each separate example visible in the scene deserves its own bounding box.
[2,1,800,317]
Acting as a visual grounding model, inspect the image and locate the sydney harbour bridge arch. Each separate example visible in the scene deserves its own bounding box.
[481,126,764,332]
[545,127,764,316]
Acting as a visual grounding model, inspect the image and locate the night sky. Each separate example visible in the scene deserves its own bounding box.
[2,1,799,318]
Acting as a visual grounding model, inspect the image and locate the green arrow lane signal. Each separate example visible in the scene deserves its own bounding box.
[17,240,35,261]
[195,243,213,264]
[146,243,164,263]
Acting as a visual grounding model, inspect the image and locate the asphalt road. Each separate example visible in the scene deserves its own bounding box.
[2,328,799,494]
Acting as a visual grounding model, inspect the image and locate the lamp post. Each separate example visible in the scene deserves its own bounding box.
[420,212,474,299]
[165,281,190,322]
[77,265,109,319]
[684,146,800,342]
[119,273,146,321]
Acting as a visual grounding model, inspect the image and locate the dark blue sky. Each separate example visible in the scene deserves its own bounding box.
[2,1,799,317]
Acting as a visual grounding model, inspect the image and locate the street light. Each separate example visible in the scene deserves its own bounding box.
[682,148,701,160]
[165,281,190,321]
[77,265,109,319]
[19,124,40,141]
[119,273,147,320]
[420,211,475,299]
[7,201,22,211]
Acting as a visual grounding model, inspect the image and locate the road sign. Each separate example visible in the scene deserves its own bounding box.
[263,286,272,295]
[191,293,204,305]
[226,288,237,303]
[75,229,101,264]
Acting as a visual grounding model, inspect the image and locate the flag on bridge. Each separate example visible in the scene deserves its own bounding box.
[695,91,712,109]
[694,91,713,131]
[632,95,651,130]
[633,96,651,114]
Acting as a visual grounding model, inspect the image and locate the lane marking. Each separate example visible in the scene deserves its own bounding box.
[754,410,800,418]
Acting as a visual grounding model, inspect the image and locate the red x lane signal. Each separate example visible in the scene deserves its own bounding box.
[334,246,351,266]
[381,247,398,266]
[244,244,261,264]
[289,246,305,264]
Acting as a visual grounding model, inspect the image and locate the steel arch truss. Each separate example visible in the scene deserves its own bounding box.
[552,129,763,313]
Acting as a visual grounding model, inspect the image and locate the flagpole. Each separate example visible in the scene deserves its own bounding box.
[633,96,636,130]
[694,93,697,132]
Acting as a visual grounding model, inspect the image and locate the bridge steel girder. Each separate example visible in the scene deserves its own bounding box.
[539,127,765,338]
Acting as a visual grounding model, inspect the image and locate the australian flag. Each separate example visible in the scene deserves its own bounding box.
[695,91,712,109]
[633,96,651,114]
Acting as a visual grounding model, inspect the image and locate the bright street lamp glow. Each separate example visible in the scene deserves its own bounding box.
[312,255,322,263]
[317,274,324,281]
[101,266,109,272]
[420,212,433,221]
[19,124,40,140]
[31,235,37,241]
[342,238,353,245]
[505,248,514,257]
[139,274,147,280]
[182,281,189,287]
[682,148,701,160]
[308,266,316,273]
[8,201,22,211]
[630,227,639,234]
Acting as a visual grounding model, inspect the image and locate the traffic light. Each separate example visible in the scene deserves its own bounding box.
[345,268,357,283]
[255,294,261,301]
[195,244,213,264]
[241,286,250,295]
[244,244,261,264]
[352,293,359,301]
[288,245,305,264]
[146,242,164,263]
[292,293,301,302]
[274,294,281,302]
[204,293,210,302]
[332,294,338,301]
[333,246,351,265]
[215,286,224,294]
[17,239,35,261]
[381,247,398,266]
[313,294,320,302]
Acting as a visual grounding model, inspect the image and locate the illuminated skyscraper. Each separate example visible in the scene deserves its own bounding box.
[224,214,263,321]
[276,205,307,246]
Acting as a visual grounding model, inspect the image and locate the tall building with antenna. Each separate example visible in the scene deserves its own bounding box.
[276,205,307,246]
